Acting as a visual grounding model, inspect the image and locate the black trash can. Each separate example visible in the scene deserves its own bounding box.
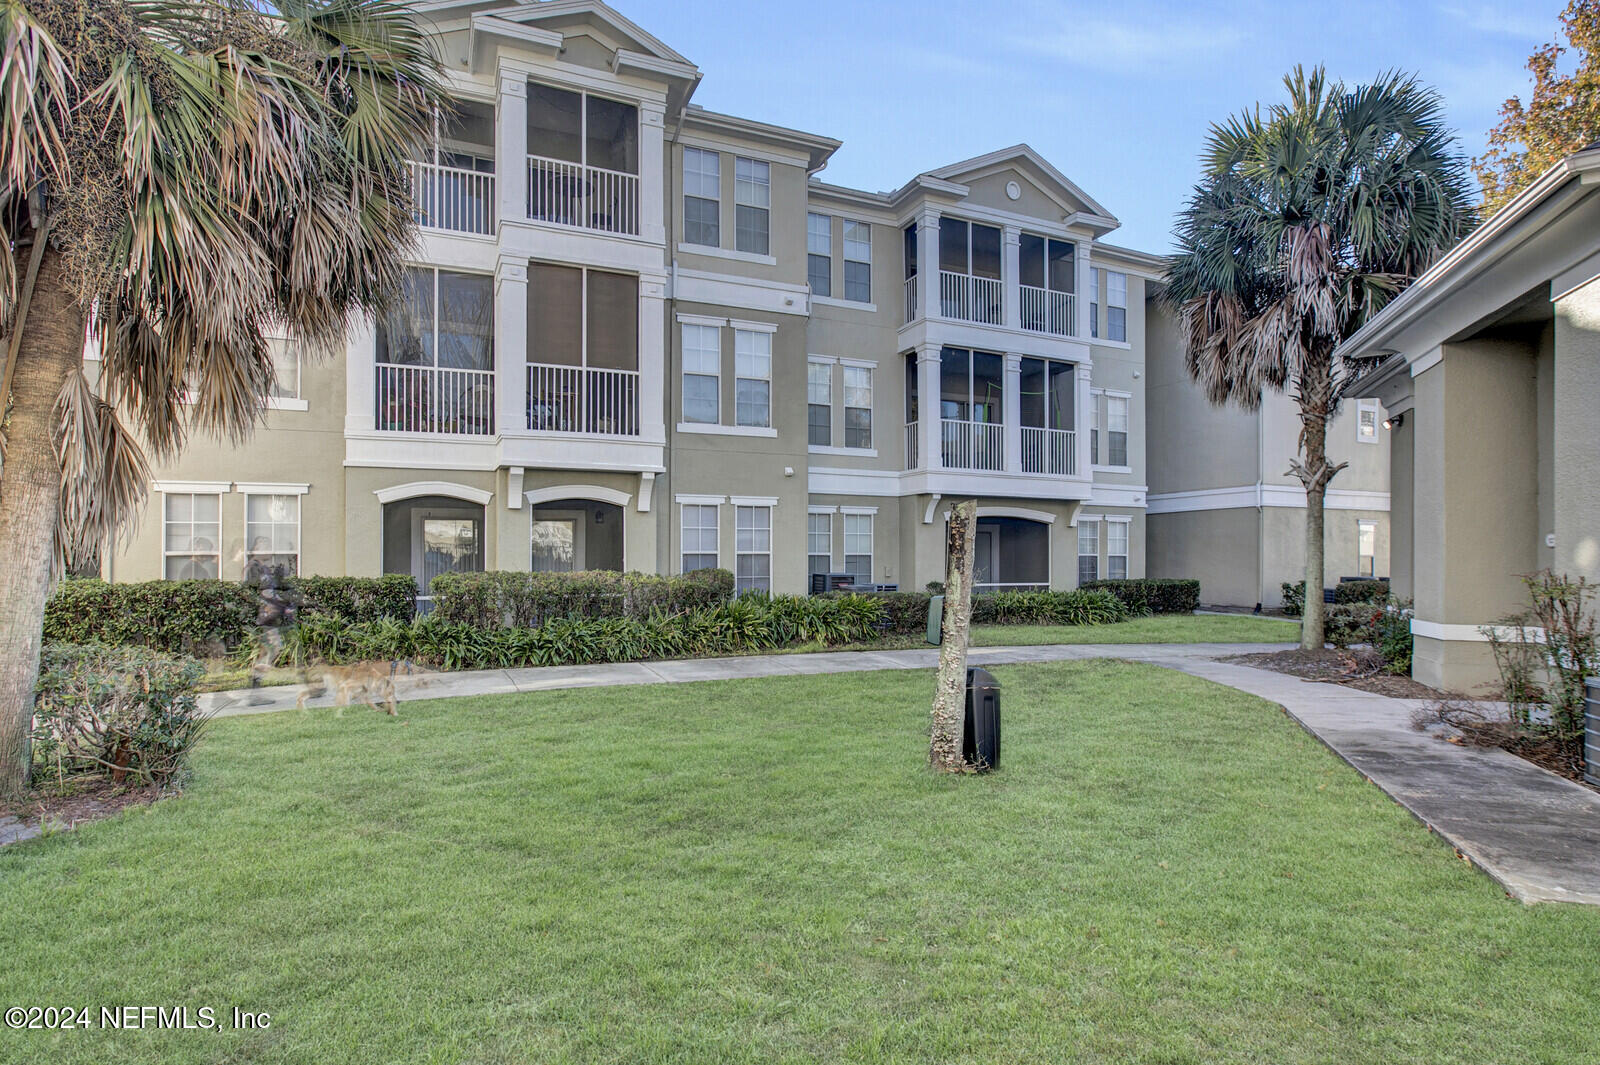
[1584,677,1600,787]
[964,667,1001,772]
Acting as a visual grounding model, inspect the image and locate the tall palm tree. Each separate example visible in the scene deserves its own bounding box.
[1166,67,1475,650]
[0,0,447,795]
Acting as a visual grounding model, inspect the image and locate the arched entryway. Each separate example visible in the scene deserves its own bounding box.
[375,482,491,611]
[524,485,630,573]
[972,509,1052,592]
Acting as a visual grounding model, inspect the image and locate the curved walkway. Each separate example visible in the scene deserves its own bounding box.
[201,640,1600,906]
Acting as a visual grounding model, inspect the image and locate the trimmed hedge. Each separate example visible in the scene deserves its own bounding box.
[1334,579,1389,605]
[971,589,1128,626]
[1282,581,1306,617]
[43,575,418,654]
[1082,579,1200,616]
[430,569,735,628]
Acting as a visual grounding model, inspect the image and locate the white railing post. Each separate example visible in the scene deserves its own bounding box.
[495,257,526,438]
[1002,226,1021,331]
[917,207,940,323]
[496,74,526,229]
[916,345,940,470]
[639,103,666,244]
[1003,353,1022,474]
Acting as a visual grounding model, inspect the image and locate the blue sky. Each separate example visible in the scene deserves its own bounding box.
[617,0,1562,252]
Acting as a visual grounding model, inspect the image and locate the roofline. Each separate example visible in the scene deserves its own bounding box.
[1092,241,1170,272]
[1337,146,1600,360]
[925,144,1117,224]
[680,106,841,173]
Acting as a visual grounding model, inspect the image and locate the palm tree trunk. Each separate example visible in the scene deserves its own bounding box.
[1302,478,1327,651]
[930,499,977,771]
[0,251,83,797]
[1295,372,1337,652]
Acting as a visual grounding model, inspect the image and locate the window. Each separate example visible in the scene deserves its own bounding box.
[734,328,771,428]
[1358,519,1377,577]
[526,85,639,230]
[1357,398,1381,443]
[267,337,299,400]
[808,360,832,446]
[844,513,872,582]
[734,156,769,255]
[1106,394,1129,467]
[1077,520,1099,586]
[808,512,832,577]
[682,323,720,424]
[682,503,719,572]
[843,220,871,302]
[1106,270,1128,342]
[245,494,300,578]
[683,147,720,247]
[164,492,221,580]
[377,267,494,371]
[843,364,872,448]
[1090,393,1099,465]
[1107,520,1128,579]
[1089,267,1099,339]
[735,505,771,594]
[807,213,832,297]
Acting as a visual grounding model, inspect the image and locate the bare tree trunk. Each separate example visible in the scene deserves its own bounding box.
[0,253,83,797]
[1302,477,1327,651]
[930,499,976,771]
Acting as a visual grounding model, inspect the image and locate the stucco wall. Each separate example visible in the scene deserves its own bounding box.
[1146,509,1261,607]
[1554,281,1600,582]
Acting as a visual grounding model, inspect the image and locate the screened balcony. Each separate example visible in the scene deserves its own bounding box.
[374,268,495,435]
[409,101,496,236]
[1019,233,1076,337]
[525,262,641,436]
[904,349,1080,476]
[526,83,640,236]
[1019,357,1076,474]
[938,218,1003,325]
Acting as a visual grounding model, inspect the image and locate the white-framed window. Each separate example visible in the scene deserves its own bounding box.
[682,503,719,573]
[245,493,301,577]
[735,505,772,594]
[163,492,222,580]
[734,328,771,428]
[843,219,871,302]
[843,364,872,448]
[682,322,720,424]
[1358,519,1377,577]
[807,213,831,297]
[683,147,720,247]
[1106,270,1128,342]
[807,511,832,576]
[267,336,299,400]
[808,360,832,446]
[1089,266,1100,340]
[1107,520,1128,580]
[1077,520,1099,586]
[1357,398,1381,443]
[1106,394,1129,467]
[1090,391,1100,465]
[734,156,770,255]
[844,512,872,582]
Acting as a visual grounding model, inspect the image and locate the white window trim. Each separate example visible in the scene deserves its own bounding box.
[676,242,777,267]
[807,509,834,571]
[727,318,779,334]
[842,218,872,304]
[234,482,310,496]
[162,489,224,581]
[842,510,873,582]
[243,491,302,576]
[734,502,773,594]
[674,493,727,505]
[680,320,722,426]
[839,505,878,515]
[676,312,729,328]
[681,146,721,248]
[841,362,873,452]
[731,495,779,507]
[154,480,232,494]
[677,422,778,438]
[680,500,721,573]
[1356,398,1382,444]
[807,504,839,514]
[733,327,773,430]
[808,445,879,458]
[811,294,879,313]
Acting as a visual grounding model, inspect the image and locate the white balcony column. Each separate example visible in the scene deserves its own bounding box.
[495,256,528,436]
[496,73,527,224]
[1002,225,1022,332]
[916,343,941,470]
[1075,237,1094,341]
[1003,352,1023,474]
[345,315,377,434]
[639,275,668,444]
[916,206,941,322]
[1076,362,1094,480]
[639,103,667,245]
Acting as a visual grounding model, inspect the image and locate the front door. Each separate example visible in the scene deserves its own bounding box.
[973,525,998,589]
[410,507,484,606]
[531,509,587,572]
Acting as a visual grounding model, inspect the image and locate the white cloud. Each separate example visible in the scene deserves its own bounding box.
[1006,2,1248,73]
[1438,3,1557,40]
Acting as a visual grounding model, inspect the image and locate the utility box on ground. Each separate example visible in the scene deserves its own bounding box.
[964,667,1001,772]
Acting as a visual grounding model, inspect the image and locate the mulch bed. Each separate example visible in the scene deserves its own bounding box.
[1221,647,1448,699]
[1415,702,1595,789]
[0,780,166,841]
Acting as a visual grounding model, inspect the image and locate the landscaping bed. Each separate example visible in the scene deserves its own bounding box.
[3,660,1596,1063]
[1223,647,1449,699]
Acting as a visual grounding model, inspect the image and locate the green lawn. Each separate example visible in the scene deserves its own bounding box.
[3,661,1595,1064]
[974,612,1300,646]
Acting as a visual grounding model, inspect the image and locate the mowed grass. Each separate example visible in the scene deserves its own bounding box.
[974,612,1300,646]
[2,660,1596,1064]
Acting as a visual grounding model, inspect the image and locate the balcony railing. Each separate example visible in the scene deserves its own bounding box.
[527,363,640,436]
[939,271,1002,325]
[904,420,919,470]
[526,155,639,236]
[904,276,918,324]
[408,161,494,236]
[940,418,1004,471]
[1021,426,1076,475]
[375,364,494,435]
[1020,286,1075,337]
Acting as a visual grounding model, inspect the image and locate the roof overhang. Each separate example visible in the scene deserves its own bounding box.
[679,107,841,174]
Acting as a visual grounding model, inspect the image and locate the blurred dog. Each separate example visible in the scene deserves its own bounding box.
[296,660,420,715]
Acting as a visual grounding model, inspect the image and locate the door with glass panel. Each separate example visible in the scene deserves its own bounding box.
[409,507,484,611]
[530,510,586,573]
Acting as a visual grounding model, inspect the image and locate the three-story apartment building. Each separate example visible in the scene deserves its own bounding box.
[105,0,1166,600]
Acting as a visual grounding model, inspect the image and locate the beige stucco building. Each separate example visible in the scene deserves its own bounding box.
[104,0,1173,603]
[1144,294,1393,609]
[1346,144,1600,691]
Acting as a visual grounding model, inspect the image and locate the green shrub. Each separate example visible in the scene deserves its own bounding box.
[293,574,417,622]
[970,589,1128,627]
[1333,579,1389,605]
[430,569,734,628]
[1373,600,1414,675]
[31,644,209,789]
[1281,581,1306,617]
[1082,579,1200,615]
[43,578,256,655]
[826,591,932,636]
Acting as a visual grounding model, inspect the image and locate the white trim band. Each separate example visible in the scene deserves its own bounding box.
[1411,619,1547,643]
[153,480,232,494]
[373,481,493,506]
[235,482,310,496]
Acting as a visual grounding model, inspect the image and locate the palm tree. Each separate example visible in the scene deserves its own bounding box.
[0,0,447,795]
[1166,67,1475,650]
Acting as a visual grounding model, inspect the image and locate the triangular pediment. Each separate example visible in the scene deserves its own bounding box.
[420,0,691,67]
[928,145,1116,225]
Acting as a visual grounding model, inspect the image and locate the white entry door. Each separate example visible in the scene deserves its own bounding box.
[531,509,586,572]
[973,526,998,589]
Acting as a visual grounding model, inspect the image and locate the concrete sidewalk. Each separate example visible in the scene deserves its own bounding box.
[200,640,1600,906]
